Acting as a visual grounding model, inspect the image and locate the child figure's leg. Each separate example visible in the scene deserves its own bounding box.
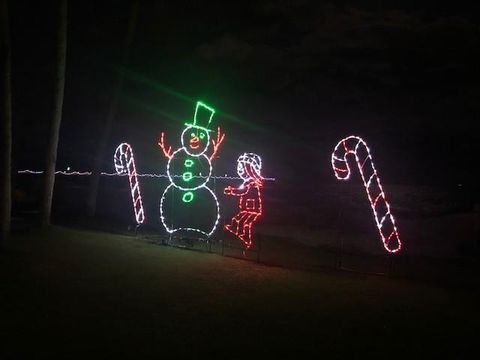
[225,211,249,236]
[238,213,260,248]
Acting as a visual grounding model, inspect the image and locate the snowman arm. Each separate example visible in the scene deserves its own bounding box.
[158,132,173,159]
[209,127,225,161]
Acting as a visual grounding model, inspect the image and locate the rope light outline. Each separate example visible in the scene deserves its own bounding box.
[331,135,402,253]
[114,143,145,225]
[160,137,220,236]
[224,153,264,250]
[158,101,225,237]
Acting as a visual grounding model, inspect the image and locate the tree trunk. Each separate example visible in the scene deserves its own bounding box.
[86,0,138,218]
[41,0,67,227]
[0,0,12,245]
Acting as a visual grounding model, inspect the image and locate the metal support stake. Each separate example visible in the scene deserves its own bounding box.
[387,254,394,278]
[257,234,262,263]
[335,209,343,270]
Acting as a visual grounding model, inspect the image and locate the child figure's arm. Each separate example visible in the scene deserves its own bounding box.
[224,183,250,196]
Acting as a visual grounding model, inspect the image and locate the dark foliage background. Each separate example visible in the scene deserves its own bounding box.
[8,1,480,243]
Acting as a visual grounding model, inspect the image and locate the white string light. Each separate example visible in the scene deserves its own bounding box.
[17,169,275,181]
[331,135,402,253]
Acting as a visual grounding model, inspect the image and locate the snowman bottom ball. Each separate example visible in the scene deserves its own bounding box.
[160,184,220,237]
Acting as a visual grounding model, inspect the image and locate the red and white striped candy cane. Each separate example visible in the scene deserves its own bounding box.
[114,143,145,225]
[331,136,402,253]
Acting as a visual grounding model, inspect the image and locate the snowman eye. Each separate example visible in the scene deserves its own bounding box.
[199,133,205,139]
[191,132,196,137]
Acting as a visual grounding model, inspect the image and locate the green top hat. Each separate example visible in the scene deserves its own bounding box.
[185,101,215,132]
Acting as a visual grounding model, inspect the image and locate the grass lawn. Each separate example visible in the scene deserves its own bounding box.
[1,226,478,358]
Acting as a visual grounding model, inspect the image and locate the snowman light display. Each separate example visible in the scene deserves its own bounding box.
[158,101,225,237]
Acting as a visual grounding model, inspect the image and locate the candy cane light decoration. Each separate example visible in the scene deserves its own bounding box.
[114,143,145,224]
[331,136,402,253]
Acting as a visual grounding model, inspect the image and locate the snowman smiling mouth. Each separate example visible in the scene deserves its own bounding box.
[189,136,200,149]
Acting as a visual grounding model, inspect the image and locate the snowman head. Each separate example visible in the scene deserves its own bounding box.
[237,153,262,181]
[181,126,210,156]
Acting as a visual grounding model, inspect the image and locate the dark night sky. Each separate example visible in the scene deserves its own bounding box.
[9,0,480,192]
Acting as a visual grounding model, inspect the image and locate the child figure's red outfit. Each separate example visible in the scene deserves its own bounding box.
[224,177,263,249]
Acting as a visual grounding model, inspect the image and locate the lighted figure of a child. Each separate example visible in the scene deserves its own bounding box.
[224,153,263,249]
